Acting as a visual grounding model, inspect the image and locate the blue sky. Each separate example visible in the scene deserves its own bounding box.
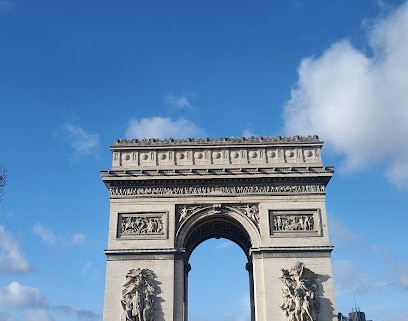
[1,1,408,320]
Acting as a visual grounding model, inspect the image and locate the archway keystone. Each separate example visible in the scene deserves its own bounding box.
[101,136,336,321]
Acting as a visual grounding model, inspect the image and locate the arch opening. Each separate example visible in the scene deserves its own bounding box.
[188,238,251,321]
[179,213,256,321]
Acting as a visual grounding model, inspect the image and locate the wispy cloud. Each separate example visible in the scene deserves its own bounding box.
[0,282,48,309]
[165,94,194,110]
[394,262,408,289]
[32,223,85,247]
[0,225,32,274]
[62,122,99,155]
[125,116,205,139]
[32,223,56,245]
[54,305,102,321]
[242,129,255,138]
[80,261,93,277]
[25,309,54,321]
[283,2,408,189]
[329,215,408,298]
[68,233,86,246]
[0,311,15,321]
[333,259,377,295]
[328,215,364,247]
[212,241,232,250]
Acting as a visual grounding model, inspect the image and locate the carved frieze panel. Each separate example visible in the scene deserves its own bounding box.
[176,203,260,231]
[269,209,321,237]
[118,212,168,239]
[279,262,320,321]
[109,183,326,198]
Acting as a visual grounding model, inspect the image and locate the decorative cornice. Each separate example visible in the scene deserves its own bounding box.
[107,135,327,170]
[113,135,321,147]
[102,166,333,179]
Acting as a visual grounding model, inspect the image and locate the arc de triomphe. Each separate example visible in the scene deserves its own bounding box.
[101,136,336,321]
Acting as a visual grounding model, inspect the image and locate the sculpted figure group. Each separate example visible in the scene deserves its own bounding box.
[178,203,259,227]
[274,215,314,232]
[279,262,320,321]
[121,268,157,321]
[121,217,163,235]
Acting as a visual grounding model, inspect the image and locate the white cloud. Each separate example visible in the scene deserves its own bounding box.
[0,282,48,309]
[55,305,102,321]
[394,262,408,289]
[80,261,93,277]
[69,233,86,246]
[212,241,232,250]
[0,310,16,321]
[26,309,54,321]
[32,223,56,245]
[32,224,86,247]
[328,215,364,247]
[242,129,255,138]
[0,225,31,274]
[125,116,205,139]
[62,122,99,154]
[333,259,377,295]
[283,1,408,189]
[165,95,194,110]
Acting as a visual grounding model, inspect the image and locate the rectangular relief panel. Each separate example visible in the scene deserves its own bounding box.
[269,209,321,237]
[117,212,168,239]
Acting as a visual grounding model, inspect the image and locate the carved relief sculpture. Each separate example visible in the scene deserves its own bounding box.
[226,204,259,226]
[279,262,319,321]
[110,183,326,198]
[121,216,163,235]
[177,203,260,229]
[121,268,157,321]
[273,215,314,232]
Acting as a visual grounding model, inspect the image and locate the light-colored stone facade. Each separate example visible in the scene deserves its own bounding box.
[101,136,336,321]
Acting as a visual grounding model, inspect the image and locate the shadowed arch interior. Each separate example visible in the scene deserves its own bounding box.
[182,215,253,260]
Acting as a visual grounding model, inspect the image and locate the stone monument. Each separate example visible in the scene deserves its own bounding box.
[101,136,336,321]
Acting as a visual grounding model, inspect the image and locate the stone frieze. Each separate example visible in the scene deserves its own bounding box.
[110,183,326,198]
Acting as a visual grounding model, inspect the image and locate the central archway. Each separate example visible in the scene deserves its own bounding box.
[175,204,260,321]
[189,238,250,321]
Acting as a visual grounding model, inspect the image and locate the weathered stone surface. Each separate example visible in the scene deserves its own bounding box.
[101,136,337,321]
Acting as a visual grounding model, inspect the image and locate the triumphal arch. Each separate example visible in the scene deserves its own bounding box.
[101,136,337,321]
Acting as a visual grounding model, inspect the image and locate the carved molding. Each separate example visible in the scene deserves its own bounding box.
[251,248,333,259]
[104,166,334,177]
[118,213,168,239]
[110,183,326,198]
[121,268,158,321]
